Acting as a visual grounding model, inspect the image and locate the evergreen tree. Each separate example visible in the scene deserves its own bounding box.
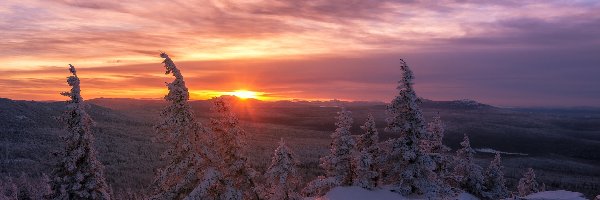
[210,96,260,200]
[453,134,486,197]
[320,108,356,186]
[356,114,379,152]
[150,53,220,200]
[50,64,111,200]
[483,153,509,199]
[424,114,455,195]
[422,114,450,154]
[382,59,441,196]
[517,168,540,197]
[353,114,379,189]
[302,176,338,197]
[352,150,378,190]
[263,139,301,200]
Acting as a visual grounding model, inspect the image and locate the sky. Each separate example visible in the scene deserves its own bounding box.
[1,0,599,106]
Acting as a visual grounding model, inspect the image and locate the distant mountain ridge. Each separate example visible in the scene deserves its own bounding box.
[84,97,495,111]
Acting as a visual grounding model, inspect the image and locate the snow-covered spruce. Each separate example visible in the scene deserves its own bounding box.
[483,153,509,199]
[263,139,301,200]
[150,53,220,200]
[382,59,444,197]
[453,134,486,198]
[50,64,111,200]
[422,113,453,193]
[422,114,451,154]
[352,114,380,189]
[302,176,338,197]
[356,114,379,153]
[352,150,378,190]
[321,108,356,186]
[210,96,260,200]
[518,168,542,197]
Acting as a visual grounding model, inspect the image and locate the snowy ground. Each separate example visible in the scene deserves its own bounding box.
[307,186,588,200]
[305,186,478,200]
[519,190,587,200]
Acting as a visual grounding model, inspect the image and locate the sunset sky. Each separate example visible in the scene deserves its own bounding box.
[1,0,599,106]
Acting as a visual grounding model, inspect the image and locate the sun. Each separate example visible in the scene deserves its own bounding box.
[228,90,259,99]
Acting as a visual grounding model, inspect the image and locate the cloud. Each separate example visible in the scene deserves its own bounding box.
[1,0,599,106]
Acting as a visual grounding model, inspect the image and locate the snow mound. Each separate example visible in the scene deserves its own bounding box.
[455,192,480,200]
[313,186,406,200]
[307,186,480,200]
[521,190,587,200]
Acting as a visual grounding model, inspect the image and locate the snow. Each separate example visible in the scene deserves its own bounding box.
[310,186,406,200]
[475,148,528,156]
[520,190,587,200]
[455,193,480,200]
[306,186,480,200]
[307,187,588,200]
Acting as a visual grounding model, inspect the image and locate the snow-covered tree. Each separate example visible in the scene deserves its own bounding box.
[352,150,378,190]
[50,64,111,200]
[321,108,356,186]
[263,139,301,200]
[302,176,338,197]
[453,134,486,197]
[517,168,541,197]
[422,114,453,185]
[422,114,450,154]
[483,153,509,199]
[382,59,441,196]
[356,114,379,153]
[150,53,220,200]
[210,96,260,200]
[352,114,379,189]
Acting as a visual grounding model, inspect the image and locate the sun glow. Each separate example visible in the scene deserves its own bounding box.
[225,90,261,99]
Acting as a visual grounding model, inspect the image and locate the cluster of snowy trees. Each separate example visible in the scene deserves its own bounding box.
[300,59,544,199]
[0,54,581,200]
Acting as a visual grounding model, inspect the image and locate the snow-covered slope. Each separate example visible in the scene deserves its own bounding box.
[307,186,589,200]
[306,186,479,200]
[311,186,405,200]
[520,190,587,200]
